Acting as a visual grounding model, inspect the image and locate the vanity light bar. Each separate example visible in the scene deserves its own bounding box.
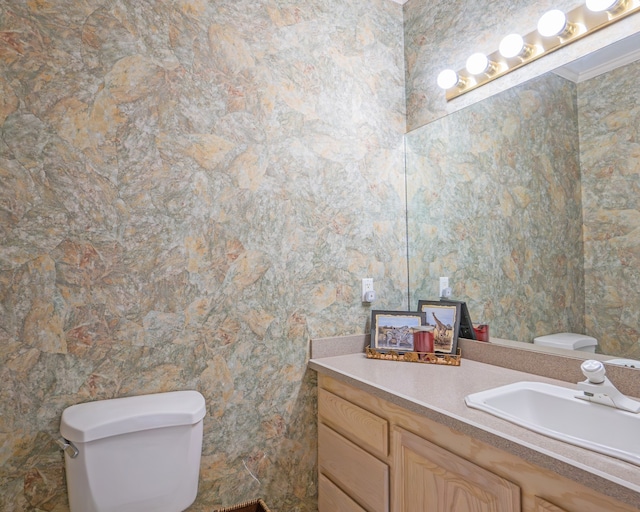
[439,0,640,101]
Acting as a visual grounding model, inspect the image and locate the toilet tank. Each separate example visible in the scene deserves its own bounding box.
[533,332,598,353]
[60,390,206,512]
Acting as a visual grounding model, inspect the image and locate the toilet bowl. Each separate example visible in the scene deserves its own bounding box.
[533,332,598,353]
[59,390,206,512]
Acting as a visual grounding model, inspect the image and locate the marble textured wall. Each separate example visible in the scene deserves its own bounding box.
[579,60,640,358]
[406,72,585,343]
[0,0,406,509]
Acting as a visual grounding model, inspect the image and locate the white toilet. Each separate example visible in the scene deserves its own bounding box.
[59,390,206,512]
[533,332,598,353]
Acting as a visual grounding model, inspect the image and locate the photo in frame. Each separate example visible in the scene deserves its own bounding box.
[438,299,476,340]
[417,300,462,355]
[370,310,426,353]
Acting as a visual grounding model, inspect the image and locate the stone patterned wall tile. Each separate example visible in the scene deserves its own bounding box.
[0,0,405,509]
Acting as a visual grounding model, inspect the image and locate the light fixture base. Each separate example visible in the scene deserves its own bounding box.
[443,0,640,101]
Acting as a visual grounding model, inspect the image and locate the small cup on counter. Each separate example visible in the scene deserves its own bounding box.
[473,323,490,342]
[413,326,435,357]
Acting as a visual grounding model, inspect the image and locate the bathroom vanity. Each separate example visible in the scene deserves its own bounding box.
[309,336,640,512]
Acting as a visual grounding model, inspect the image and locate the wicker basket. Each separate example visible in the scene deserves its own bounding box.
[213,499,271,512]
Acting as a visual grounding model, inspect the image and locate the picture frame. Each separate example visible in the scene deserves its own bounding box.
[437,299,476,340]
[370,310,426,353]
[416,300,462,355]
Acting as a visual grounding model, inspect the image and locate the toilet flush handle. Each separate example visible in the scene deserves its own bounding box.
[55,437,79,458]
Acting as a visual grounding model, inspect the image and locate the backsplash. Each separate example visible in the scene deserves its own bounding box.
[0,1,406,509]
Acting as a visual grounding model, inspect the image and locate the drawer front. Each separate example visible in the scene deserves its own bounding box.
[318,387,389,458]
[318,423,389,512]
[319,473,367,512]
[534,497,568,512]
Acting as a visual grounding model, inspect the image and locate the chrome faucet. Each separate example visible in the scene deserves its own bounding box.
[576,360,640,413]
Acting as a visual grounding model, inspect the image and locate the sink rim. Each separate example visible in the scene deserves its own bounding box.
[465,381,640,467]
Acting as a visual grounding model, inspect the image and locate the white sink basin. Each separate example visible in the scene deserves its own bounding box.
[465,381,640,466]
[607,358,640,369]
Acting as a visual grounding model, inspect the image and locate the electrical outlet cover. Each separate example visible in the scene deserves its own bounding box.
[362,278,374,302]
[439,277,449,296]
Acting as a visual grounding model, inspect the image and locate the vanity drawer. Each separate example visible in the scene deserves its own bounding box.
[534,497,568,512]
[318,387,389,458]
[319,473,366,512]
[318,423,389,512]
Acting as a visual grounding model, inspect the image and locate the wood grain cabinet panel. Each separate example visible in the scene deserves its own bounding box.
[318,473,367,512]
[533,497,568,512]
[318,423,389,512]
[317,374,640,512]
[392,427,521,512]
[318,387,389,458]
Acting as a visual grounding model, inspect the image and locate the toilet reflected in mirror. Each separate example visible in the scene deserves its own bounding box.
[533,333,598,353]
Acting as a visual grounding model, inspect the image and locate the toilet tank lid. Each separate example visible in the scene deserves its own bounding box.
[60,390,206,443]
[533,332,597,349]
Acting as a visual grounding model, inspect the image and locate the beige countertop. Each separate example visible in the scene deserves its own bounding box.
[309,352,640,509]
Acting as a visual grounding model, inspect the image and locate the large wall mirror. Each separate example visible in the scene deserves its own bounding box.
[406,32,640,362]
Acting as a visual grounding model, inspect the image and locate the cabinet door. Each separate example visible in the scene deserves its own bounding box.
[392,427,521,512]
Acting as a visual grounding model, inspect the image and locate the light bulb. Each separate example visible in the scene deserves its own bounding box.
[586,0,621,11]
[466,53,490,75]
[437,69,459,89]
[537,9,567,37]
[499,34,525,59]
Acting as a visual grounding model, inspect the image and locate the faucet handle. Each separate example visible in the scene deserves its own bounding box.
[581,359,606,384]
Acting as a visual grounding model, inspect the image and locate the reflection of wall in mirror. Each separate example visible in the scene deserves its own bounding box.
[579,58,640,358]
[407,71,585,349]
[406,59,640,359]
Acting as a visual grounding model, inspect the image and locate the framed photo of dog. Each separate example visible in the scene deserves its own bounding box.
[417,300,461,355]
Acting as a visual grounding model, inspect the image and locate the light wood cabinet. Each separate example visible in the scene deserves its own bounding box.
[318,387,388,459]
[317,373,639,512]
[392,427,520,512]
[318,473,366,512]
[533,497,568,512]
[318,423,389,512]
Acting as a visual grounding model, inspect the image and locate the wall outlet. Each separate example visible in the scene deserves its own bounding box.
[362,278,374,302]
[439,277,450,297]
